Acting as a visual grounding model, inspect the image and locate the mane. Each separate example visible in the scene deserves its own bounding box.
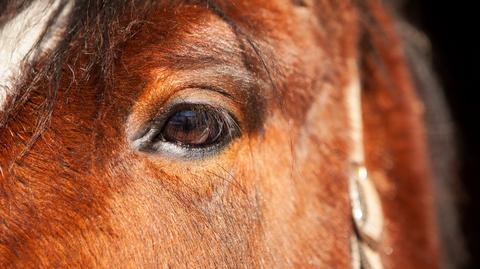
[384,2,466,268]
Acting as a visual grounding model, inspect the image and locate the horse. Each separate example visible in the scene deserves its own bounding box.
[0,0,460,268]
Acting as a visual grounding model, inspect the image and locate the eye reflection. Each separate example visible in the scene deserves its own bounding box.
[161,107,224,147]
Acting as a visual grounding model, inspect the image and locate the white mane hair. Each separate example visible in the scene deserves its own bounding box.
[0,0,70,110]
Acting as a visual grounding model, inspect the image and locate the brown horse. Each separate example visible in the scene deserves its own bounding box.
[0,0,458,268]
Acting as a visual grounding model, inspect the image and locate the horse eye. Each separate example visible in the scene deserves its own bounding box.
[161,108,223,147]
[133,103,240,158]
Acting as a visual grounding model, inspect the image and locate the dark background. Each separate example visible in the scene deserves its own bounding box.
[403,1,479,268]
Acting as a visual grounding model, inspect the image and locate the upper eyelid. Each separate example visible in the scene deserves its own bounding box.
[149,65,255,101]
[127,86,241,137]
[129,93,241,141]
[183,84,235,101]
[156,87,243,122]
[152,91,239,123]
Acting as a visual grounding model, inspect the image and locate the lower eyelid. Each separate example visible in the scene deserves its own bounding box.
[148,135,232,159]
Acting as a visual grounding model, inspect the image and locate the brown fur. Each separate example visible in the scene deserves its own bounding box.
[0,0,439,268]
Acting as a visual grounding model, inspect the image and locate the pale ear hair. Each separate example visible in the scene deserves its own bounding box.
[346,65,364,165]
[346,62,384,269]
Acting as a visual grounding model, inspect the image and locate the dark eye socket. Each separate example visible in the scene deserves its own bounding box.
[161,107,225,147]
[133,103,240,158]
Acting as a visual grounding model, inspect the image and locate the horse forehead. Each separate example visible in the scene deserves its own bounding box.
[0,0,70,110]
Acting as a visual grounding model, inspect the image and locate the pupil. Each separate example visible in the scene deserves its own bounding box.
[163,109,221,146]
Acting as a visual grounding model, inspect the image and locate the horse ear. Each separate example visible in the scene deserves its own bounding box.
[355,1,441,268]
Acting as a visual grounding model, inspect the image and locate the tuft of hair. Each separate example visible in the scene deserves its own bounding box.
[0,0,159,159]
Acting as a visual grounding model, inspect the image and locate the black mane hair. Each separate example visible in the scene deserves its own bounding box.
[386,2,466,267]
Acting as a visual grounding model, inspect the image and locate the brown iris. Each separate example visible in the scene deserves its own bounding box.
[161,107,223,147]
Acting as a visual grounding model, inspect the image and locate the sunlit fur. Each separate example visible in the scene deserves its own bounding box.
[1,0,441,268]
